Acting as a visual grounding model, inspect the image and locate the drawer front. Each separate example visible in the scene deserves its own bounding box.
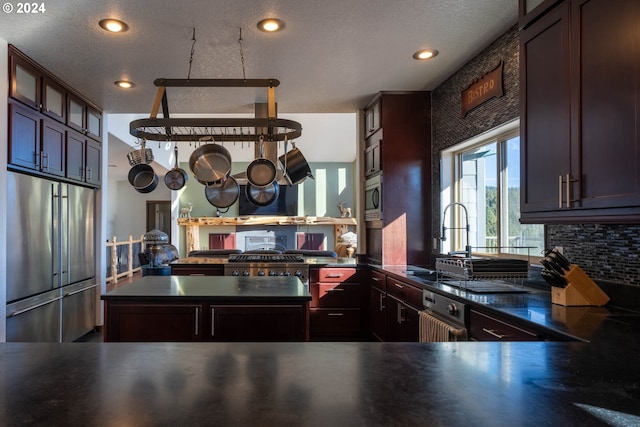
[313,267,360,283]
[386,277,423,309]
[369,269,386,291]
[170,265,223,276]
[469,310,541,341]
[310,308,363,336]
[310,283,363,308]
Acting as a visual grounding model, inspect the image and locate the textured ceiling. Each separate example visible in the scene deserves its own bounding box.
[1,1,518,178]
[0,0,517,115]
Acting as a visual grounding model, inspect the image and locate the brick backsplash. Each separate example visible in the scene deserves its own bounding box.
[547,224,640,286]
[430,24,640,287]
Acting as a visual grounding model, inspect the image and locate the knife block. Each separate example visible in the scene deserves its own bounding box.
[551,265,610,306]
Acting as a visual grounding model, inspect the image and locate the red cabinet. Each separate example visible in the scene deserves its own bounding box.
[385,277,421,342]
[309,267,365,340]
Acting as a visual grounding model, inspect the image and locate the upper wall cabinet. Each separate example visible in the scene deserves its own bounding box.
[520,0,640,223]
[8,45,102,187]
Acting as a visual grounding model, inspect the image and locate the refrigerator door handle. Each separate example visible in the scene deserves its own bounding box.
[63,283,99,297]
[9,296,63,317]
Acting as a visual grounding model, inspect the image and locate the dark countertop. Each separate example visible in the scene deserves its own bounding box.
[171,256,357,267]
[378,264,640,343]
[101,276,311,302]
[1,340,639,426]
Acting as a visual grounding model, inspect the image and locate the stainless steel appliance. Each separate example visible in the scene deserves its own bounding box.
[421,290,467,341]
[364,174,382,221]
[6,172,97,342]
[224,254,309,284]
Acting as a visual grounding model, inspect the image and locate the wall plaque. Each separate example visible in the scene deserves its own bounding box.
[461,62,504,117]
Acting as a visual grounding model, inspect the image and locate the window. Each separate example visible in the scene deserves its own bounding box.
[440,120,544,259]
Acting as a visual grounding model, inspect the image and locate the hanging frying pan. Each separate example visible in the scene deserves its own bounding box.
[128,163,158,193]
[278,141,313,184]
[189,142,232,183]
[246,136,277,187]
[245,181,280,206]
[204,175,240,208]
[164,145,188,190]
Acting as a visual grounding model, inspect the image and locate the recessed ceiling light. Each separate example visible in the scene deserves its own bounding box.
[115,80,134,89]
[257,18,284,32]
[412,49,439,60]
[99,19,129,33]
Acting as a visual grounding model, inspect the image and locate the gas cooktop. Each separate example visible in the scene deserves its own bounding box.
[227,254,305,263]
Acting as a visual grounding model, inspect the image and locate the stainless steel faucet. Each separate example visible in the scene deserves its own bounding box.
[441,202,472,259]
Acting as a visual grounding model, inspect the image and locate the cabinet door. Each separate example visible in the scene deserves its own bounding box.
[364,138,382,177]
[67,94,85,134]
[85,139,101,186]
[572,0,640,210]
[369,286,387,341]
[9,102,41,170]
[41,119,66,177]
[364,98,381,138]
[10,54,40,109]
[210,305,306,341]
[469,309,540,341]
[104,303,204,342]
[86,107,102,141]
[42,77,66,123]
[387,295,419,342]
[66,130,86,182]
[520,2,573,216]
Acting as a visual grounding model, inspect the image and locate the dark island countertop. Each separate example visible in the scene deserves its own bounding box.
[1,340,639,426]
[171,255,358,267]
[101,275,311,303]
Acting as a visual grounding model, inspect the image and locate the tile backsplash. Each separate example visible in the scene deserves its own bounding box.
[547,224,640,286]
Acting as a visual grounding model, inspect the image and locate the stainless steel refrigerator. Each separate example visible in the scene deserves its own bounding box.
[6,172,97,342]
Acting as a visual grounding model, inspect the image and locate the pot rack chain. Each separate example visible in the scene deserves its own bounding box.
[129,27,302,144]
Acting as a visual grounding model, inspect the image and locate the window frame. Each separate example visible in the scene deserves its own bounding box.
[440,119,543,263]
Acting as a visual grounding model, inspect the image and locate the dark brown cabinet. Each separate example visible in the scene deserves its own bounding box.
[9,102,65,178]
[385,277,422,342]
[210,305,306,341]
[364,137,382,178]
[469,309,541,341]
[68,93,102,141]
[9,102,41,170]
[368,270,387,342]
[170,264,224,276]
[362,92,431,265]
[8,45,102,187]
[66,131,101,185]
[104,303,205,342]
[520,0,640,223]
[309,267,364,340]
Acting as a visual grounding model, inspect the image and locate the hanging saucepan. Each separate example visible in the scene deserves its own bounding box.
[204,175,240,208]
[128,163,158,193]
[278,141,314,184]
[189,142,232,183]
[245,181,280,206]
[246,136,277,187]
[164,145,189,190]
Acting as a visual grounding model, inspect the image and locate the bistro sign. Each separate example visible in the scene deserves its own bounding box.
[460,62,504,117]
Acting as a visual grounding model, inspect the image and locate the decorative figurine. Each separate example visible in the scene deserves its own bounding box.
[338,203,352,218]
[179,202,193,218]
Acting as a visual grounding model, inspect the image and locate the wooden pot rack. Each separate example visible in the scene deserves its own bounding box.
[129,78,303,143]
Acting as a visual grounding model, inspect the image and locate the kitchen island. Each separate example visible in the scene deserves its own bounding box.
[101,276,311,342]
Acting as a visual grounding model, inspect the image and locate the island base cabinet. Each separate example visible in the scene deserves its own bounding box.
[104,303,205,342]
[210,305,308,342]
